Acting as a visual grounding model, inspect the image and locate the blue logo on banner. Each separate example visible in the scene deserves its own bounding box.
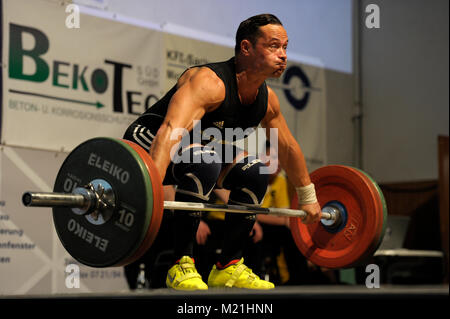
[282,66,311,111]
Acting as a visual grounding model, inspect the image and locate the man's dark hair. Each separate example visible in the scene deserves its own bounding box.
[235,14,283,54]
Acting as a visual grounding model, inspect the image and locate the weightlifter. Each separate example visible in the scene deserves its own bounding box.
[123,13,321,290]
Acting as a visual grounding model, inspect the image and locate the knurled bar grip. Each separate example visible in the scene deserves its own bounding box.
[22,191,334,220]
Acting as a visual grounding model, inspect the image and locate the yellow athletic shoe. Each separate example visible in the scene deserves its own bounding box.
[208,258,275,289]
[166,256,208,290]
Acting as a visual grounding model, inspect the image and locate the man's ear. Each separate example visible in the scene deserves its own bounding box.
[240,39,252,56]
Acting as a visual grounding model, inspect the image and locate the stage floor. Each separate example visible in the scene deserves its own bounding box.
[2,285,447,315]
[3,284,448,300]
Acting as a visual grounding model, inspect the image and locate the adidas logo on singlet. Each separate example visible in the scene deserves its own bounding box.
[213,121,224,129]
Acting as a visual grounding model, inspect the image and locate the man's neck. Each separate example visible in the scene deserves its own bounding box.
[235,55,266,103]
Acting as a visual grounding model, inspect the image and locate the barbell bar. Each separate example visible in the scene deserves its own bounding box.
[22,190,338,221]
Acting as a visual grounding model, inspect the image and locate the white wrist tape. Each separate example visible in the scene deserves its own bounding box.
[295,183,318,205]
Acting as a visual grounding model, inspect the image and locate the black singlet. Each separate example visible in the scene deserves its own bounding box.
[135,57,268,146]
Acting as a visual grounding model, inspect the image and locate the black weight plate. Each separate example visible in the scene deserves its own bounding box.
[53,137,153,267]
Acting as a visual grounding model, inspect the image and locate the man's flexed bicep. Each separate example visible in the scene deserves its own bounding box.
[149,67,225,181]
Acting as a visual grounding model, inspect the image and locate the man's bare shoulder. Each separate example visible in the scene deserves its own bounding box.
[177,66,225,108]
[264,85,281,121]
[178,67,224,92]
[267,85,281,107]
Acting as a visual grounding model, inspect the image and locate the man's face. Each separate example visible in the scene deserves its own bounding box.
[250,24,288,78]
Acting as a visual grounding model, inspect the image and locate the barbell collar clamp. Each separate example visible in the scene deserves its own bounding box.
[22,179,116,225]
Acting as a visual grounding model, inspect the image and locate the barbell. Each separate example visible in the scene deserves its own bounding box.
[22,137,387,269]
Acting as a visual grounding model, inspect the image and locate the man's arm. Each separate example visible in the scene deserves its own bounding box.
[260,87,321,224]
[149,67,225,181]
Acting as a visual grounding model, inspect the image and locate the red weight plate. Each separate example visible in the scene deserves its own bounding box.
[119,139,164,266]
[290,165,384,269]
[351,167,388,255]
[344,167,385,267]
